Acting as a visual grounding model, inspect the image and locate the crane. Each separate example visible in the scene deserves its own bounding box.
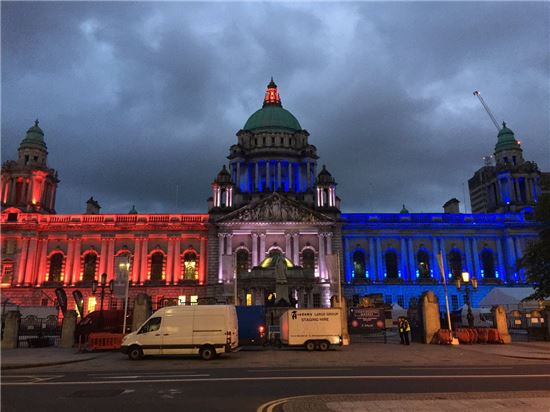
[473,90,501,132]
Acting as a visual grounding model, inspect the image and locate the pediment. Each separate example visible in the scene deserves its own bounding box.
[217,192,333,223]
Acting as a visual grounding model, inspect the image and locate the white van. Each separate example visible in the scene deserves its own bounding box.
[121,305,238,360]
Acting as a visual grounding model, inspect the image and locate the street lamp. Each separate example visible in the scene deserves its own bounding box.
[92,272,114,328]
[456,271,478,328]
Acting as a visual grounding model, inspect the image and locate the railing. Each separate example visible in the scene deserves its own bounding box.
[2,213,209,225]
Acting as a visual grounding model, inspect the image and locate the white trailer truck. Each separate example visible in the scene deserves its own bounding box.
[279,308,343,351]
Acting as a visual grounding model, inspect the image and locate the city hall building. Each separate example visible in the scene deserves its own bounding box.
[1,80,545,315]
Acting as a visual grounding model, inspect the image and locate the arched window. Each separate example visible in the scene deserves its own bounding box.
[448,250,463,278]
[83,253,97,282]
[385,250,398,279]
[150,252,164,281]
[352,250,366,278]
[49,253,64,282]
[416,250,430,278]
[183,252,197,280]
[302,249,315,272]
[236,249,249,275]
[481,250,495,278]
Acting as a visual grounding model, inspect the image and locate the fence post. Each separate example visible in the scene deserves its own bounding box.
[60,310,78,348]
[1,311,21,349]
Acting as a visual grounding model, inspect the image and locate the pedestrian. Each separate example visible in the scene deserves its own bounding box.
[398,316,405,344]
[402,317,411,345]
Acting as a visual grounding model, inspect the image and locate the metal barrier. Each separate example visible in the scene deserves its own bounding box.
[87,333,124,351]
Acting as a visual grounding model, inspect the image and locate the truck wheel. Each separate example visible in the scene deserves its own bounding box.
[128,345,143,361]
[319,341,330,351]
[305,341,316,351]
[200,345,216,360]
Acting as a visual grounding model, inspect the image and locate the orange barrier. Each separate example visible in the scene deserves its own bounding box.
[87,333,124,351]
[455,328,473,344]
[435,329,453,344]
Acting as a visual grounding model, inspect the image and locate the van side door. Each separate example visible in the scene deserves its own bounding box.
[136,317,162,355]
[162,312,194,355]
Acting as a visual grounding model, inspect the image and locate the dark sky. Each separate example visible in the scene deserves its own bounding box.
[2,2,549,214]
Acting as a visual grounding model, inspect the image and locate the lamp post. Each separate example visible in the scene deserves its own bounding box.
[92,272,114,328]
[456,271,478,328]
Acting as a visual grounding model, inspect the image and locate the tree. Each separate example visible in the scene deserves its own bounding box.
[518,193,550,301]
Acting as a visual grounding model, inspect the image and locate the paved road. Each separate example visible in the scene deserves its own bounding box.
[3,364,550,412]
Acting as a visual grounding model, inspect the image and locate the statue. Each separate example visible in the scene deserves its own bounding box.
[273,252,289,305]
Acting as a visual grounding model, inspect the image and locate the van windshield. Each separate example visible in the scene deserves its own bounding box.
[139,317,162,334]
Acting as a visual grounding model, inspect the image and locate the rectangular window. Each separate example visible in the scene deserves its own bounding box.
[246,293,252,306]
[313,293,321,308]
[397,295,405,308]
[303,293,309,308]
[178,295,186,305]
[451,295,458,311]
[190,295,198,306]
[385,295,392,305]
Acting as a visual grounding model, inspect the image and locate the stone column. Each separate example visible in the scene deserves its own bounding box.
[251,233,258,267]
[306,162,310,190]
[72,238,81,285]
[515,237,524,282]
[439,238,448,280]
[23,238,38,285]
[16,238,29,286]
[472,238,480,279]
[131,238,141,285]
[407,238,415,282]
[369,238,376,281]
[64,239,75,286]
[139,238,148,283]
[226,234,233,255]
[218,234,225,283]
[36,239,49,285]
[431,237,439,281]
[236,162,241,188]
[259,233,266,262]
[492,305,512,343]
[505,237,516,283]
[174,237,182,282]
[292,233,300,265]
[400,238,407,281]
[98,238,108,276]
[318,233,326,279]
[60,310,78,348]
[289,162,293,191]
[131,294,152,332]
[277,161,282,190]
[255,161,259,191]
[421,291,441,344]
[375,238,383,282]
[326,233,333,255]
[198,237,206,284]
[107,238,115,282]
[464,238,473,276]
[496,239,505,280]
[266,161,270,191]
[166,238,174,285]
[1,311,20,349]
[285,233,291,259]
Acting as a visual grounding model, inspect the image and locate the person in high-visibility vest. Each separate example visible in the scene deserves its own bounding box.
[398,317,411,345]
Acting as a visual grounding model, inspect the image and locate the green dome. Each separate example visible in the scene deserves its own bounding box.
[243,105,302,131]
[495,122,521,152]
[20,120,47,150]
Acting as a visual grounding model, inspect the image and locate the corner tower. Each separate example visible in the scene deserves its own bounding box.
[1,120,59,213]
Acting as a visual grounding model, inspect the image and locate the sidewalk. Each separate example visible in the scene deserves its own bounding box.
[281,391,550,412]
[1,347,105,370]
[1,340,549,370]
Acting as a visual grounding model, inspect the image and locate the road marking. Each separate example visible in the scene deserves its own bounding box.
[248,368,352,372]
[2,375,63,383]
[95,374,210,379]
[256,395,325,412]
[89,372,198,376]
[3,374,550,386]
[400,367,514,370]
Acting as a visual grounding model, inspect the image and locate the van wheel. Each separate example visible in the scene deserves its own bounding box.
[319,341,330,351]
[305,341,316,351]
[128,345,143,361]
[200,345,216,361]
